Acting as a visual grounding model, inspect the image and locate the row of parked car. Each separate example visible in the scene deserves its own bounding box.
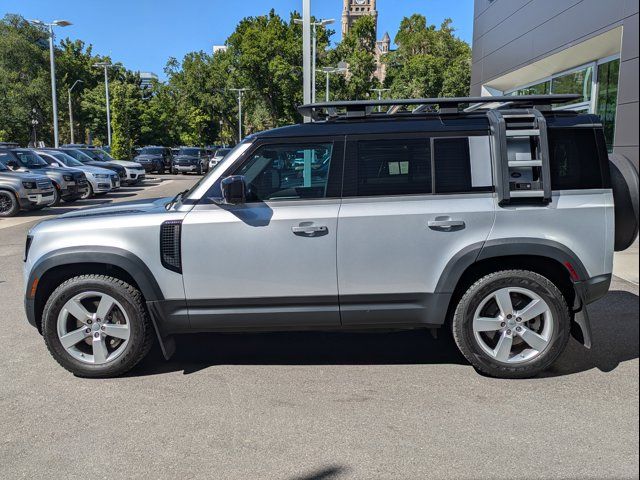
[0,144,146,218]
[134,146,232,175]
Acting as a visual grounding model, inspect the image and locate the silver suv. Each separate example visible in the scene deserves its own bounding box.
[0,162,55,216]
[23,95,639,378]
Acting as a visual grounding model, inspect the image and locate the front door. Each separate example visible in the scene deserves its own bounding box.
[181,138,343,330]
[337,133,496,326]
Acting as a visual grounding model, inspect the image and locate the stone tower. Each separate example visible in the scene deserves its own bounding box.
[342,0,378,36]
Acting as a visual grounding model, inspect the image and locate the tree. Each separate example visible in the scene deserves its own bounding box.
[329,15,378,100]
[384,15,471,99]
[110,81,142,159]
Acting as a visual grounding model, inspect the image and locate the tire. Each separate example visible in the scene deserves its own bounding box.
[41,275,154,378]
[50,184,61,206]
[81,184,94,200]
[0,190,19,217]
[452,270,570,379]
[609,153,639,251]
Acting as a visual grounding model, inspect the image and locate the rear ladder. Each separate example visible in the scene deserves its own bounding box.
[488,109,552,205]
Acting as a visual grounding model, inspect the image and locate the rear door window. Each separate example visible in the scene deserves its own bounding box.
[348,138,432,197]
[548,128,607,190]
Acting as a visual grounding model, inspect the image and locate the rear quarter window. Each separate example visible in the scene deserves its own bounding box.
[548,128,607,190]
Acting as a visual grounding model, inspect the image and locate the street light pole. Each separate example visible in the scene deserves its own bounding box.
[93,62,112,146]
[68,79,83,144]
[229,88,248,143]
[371,88,390,112]
[29,19,72,148]
[296,17,334,105]
[302,0,311,122]
[320,64,348,102]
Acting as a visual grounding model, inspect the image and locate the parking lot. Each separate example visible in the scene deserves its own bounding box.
[0,175,638,480]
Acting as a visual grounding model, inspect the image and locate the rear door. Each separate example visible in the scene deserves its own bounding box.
[337,133,496,326]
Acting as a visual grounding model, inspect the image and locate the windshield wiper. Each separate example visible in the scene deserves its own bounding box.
[166,189,189,209]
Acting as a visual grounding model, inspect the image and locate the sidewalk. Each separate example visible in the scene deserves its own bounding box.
[614,239,639,285]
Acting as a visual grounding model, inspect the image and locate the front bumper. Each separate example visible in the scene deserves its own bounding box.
[124,170,146,184]
[20,189,55,208]
[174,164,198,172]
[61,182,89,199]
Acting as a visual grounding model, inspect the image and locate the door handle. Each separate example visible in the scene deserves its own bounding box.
[428,218,466,231]
[292,224,328,237]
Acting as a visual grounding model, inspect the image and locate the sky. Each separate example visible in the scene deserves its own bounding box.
[1,0,474,79]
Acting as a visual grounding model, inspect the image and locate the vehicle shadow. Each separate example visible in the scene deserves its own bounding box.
[130,328,467,377]
[129,289,639,378]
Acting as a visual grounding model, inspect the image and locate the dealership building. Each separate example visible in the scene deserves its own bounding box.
[471,0,639,168]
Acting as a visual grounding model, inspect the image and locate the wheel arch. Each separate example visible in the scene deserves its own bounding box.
[437,239,589,324]
[27,247,164,332]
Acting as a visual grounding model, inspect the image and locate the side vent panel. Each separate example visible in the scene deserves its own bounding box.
[160,220,183,273]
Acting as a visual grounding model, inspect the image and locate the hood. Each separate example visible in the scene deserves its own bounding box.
[135,154,162,161]
[76,165,116,175]
[110,160,143,169]
[175,155,200,161]
[57,196,173,220]
[0,170,51,183]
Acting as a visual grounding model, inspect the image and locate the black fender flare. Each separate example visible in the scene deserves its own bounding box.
[27,246,165,303]
[435,238,589,295]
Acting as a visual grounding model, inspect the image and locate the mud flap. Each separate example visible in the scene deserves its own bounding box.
[146,301,177,360]
[571,285,592,349]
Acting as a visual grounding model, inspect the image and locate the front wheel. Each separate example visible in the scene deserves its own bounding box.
[452,270,570,379]
[41,275,154,378]
[0,190,19,217]
[81,184,94,200]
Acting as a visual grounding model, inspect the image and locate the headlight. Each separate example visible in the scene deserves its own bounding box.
[63,174,73,181]
[22,181,37,189]
[95,174,110,179]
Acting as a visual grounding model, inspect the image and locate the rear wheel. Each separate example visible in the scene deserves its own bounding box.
[0,190,19,217]
[452,270,570,379]
[41,275,154,378]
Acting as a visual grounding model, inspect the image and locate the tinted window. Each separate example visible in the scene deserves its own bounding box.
[140,147,165,155]
[0,153,11,169]
[434,138,473,193]
[235,143,333,201]
[548,128,605,190]
[354,138,431,196]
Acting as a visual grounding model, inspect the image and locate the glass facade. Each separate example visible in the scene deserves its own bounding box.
[597,59,620,151]
[508,57,621,152]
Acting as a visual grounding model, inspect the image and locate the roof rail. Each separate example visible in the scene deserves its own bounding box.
[297,94,581,120]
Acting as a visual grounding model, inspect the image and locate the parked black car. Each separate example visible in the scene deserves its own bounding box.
[134,146,172,173]
[171,147,207,175]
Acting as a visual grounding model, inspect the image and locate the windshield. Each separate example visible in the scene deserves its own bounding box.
[79,149,103,161]
[64,149,95,163]
[215,148,231,158]
[0,161,7,171]
[14,150,48,168]
[92,149,115,161]
[178,148,201,157]
[51,151,83,167]
[140,147,164,155]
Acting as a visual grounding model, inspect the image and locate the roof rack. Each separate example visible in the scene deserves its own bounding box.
[297,94,581,121]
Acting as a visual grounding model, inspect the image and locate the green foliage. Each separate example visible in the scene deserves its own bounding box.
[384,15,471,98]
[110,82,142,159]
[1,11,472,148]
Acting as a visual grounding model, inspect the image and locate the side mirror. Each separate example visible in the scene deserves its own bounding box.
[50,162,60,168]
[221,175,247,205]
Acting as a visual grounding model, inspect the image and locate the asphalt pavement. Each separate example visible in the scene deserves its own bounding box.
[0,175,638,480]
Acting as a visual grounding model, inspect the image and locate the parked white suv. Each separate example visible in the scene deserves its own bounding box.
[23,95,638,378]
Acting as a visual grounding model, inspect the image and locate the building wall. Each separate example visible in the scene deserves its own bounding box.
[471,0,639,167]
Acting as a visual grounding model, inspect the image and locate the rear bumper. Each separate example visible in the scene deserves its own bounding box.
[575,274,612,305]
[571,274,612,349]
